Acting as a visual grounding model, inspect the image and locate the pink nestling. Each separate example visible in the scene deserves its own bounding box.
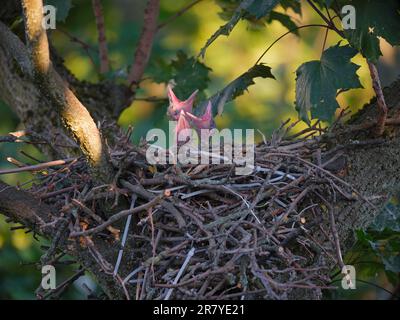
[167,85,198,121]
[184,101,216,132]
[167,86,216,136]
[175,110,192,145]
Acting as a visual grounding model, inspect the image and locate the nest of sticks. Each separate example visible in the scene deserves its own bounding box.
[18,120,367,300]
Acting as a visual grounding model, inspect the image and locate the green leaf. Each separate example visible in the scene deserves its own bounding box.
[45,0,72,22]
[267,11,299,35]
[196,64,275,116]
[149,51,211,100]
[245,0,281,19]
[200,0,280,58]
[148,58,174,84]
[280,0,302,15]
[200,0,253,58]
[295,43,362,124]
[339,0,400,63]
[356,209,400,278]
[214,0,242,21]
[313,0,333,9]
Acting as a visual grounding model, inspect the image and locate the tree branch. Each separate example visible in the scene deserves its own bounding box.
[127,0,160,92]
[368,61,388,136]
[0,180,125,299]
[0,180,54,230]
[69,195,162,237]
[21,0,50,75]
[92,0,110,74]
[21,0,113,182]
[306,0,344,37]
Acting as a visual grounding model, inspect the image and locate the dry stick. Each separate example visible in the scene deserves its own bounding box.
[113,195,137,276]
[0,158,76,175]
[121,179,186,228]
[70,195,162,237]
[346,117,400,132]
[40,185,81,199]
[270,152,378,210]
[140,266,149,300]
[164,247,196,300]
[39,269,85,300]
[368,62,388,136]
[127,0,160,91]
[329,206,345,269]
[71,199,119,236]
[274,186,312,229]
[91,0,109,73]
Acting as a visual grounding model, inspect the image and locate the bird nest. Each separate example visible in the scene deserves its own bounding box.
[26,121,360,300]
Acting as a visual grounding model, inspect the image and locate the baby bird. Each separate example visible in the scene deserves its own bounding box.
[167,86,216,142]
[175,110,191,145]
[167,85,198,121]
[184,101,216,132]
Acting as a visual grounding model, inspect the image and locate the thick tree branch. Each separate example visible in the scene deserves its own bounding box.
[21,0,50,75]
[92,0,110,74]
[0,180,54,230]
[20,0,113,182]
[127,0,159,91]
[0,180,125,299]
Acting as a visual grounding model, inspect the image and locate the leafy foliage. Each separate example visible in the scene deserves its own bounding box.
[279,0,302,15]
[150,51,212,101]
[313,0,333,9]
[339,0,400,63]
[149,51,274,118]
[197,64,275,116]
[295,43,362,123]
[246,0,282,19]
[266,11,299,35]
[200,0,281,57]
[355,200,400,286]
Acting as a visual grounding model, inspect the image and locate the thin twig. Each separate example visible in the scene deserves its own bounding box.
[157,0,203,30]
[70,195,162,237]
[0,158,76,175]
[255,24,333,65]
[113,195,137,276]
[164,247,195,300]
[368,62,388,136]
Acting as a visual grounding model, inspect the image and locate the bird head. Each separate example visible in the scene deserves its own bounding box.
[167,85,198,121]
[185,101,216,131]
